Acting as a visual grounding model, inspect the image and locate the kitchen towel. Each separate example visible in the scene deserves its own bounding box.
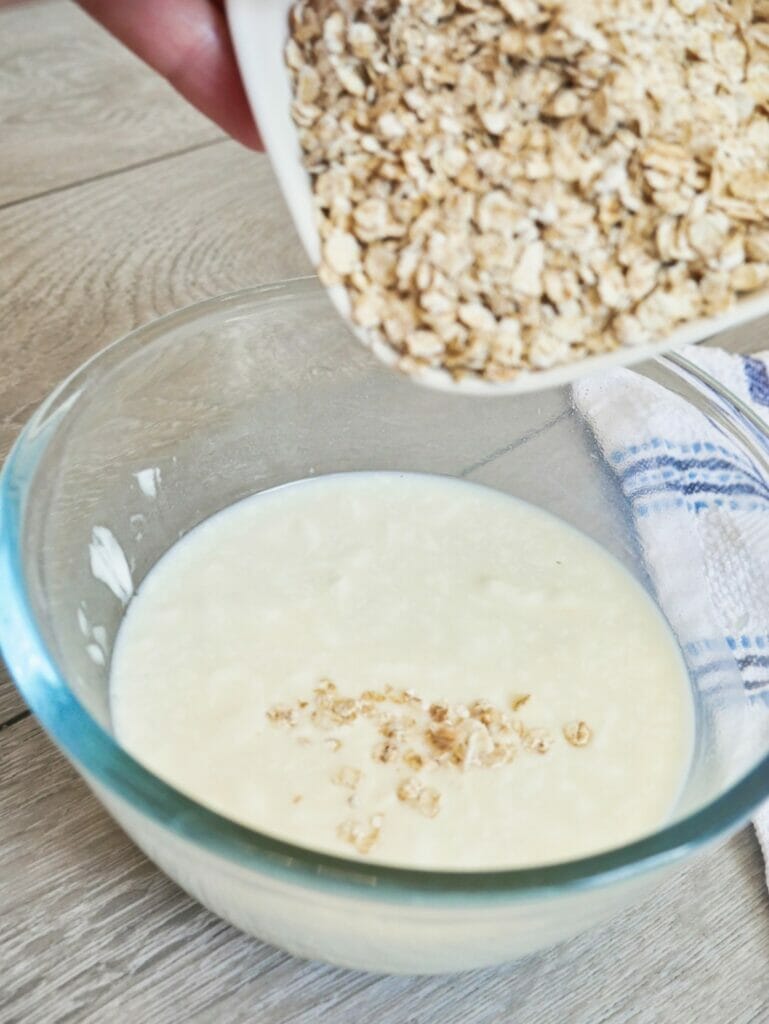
[574,346,769,885]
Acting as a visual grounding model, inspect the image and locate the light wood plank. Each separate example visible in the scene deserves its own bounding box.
[0,0,223,206]
[0,143,312,722]
[0,687,26,728]
[1,715,768,1023]
[0,143,309,458]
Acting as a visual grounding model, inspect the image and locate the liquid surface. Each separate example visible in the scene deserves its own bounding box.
[111,472,693,869]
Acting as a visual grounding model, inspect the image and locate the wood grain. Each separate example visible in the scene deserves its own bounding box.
[0,690,26,730]
[2,716,768,1023]
[1,1,768,1018]
[0,141,311,722]
[0,1,223,207]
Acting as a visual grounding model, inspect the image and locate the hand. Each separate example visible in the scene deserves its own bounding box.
[77,0,262,149]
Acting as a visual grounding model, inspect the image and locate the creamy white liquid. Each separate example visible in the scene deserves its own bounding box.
[111,472,694,869]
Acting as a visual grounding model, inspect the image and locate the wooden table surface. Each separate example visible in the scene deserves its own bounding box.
[1,3,768,1021]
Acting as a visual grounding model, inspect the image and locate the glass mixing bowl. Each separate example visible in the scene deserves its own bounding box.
[1,278,768,974]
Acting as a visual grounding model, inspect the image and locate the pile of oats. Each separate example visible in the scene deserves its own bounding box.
[267,679,592,855]
[286,0,769,382]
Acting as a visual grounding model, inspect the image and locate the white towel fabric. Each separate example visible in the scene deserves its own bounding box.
[573,346,769,885]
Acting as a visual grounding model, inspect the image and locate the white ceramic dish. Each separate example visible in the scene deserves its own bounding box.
[226,0,769,396]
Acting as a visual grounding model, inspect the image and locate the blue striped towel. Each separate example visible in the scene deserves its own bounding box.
[574,347,769,884]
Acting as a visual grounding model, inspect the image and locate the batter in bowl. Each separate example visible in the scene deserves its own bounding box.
[111,472,694,868]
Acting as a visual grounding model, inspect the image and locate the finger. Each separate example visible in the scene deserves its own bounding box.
[77,0,262,149]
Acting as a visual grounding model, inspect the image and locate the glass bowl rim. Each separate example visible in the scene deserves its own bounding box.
[2,279,768,905]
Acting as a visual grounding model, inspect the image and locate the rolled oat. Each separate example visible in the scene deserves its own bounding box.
[287,0,769,382]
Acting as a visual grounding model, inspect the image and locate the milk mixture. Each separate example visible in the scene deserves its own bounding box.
[111,472,694,869]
